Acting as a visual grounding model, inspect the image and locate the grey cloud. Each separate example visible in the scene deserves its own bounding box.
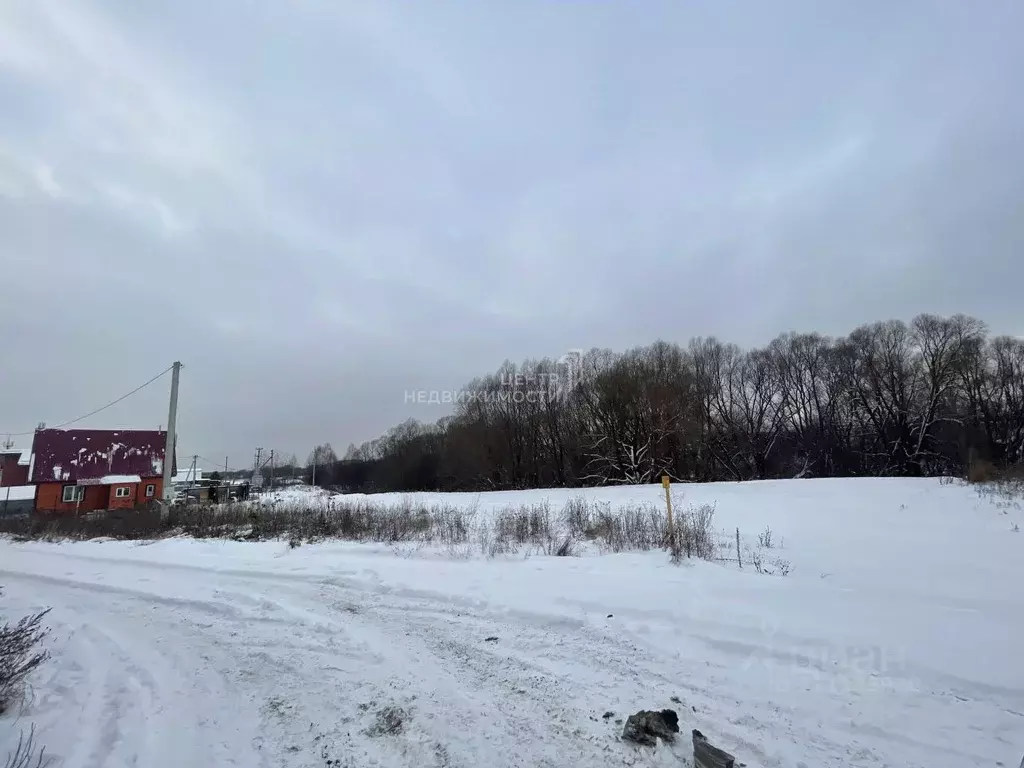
[2,0,1022,463]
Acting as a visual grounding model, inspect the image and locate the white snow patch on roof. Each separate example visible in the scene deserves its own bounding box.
[78,474,142,486]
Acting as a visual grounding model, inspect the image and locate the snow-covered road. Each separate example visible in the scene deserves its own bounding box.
[2,479,1022,767]
[3,547,716,767]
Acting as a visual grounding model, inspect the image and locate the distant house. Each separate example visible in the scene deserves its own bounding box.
[29,429,174,513]
[1,485,37,517]
[172,466,203,486]
[0,447,31,487]
[171,465,209,503]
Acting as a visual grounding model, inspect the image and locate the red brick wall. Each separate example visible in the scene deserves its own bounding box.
[108,485,135,510]
[35,479,164,513]
[35,483,107,513]
[0,455,29,487]
[137,479,162,505]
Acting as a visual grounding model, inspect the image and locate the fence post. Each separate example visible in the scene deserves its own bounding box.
[662,475,675,550]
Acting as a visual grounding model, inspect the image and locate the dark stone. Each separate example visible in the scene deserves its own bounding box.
[621,709,679,746]
[602,711,615,720]
[692,729,736,768]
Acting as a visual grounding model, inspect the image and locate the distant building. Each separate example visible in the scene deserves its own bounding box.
[0,485,36,517]
[172,466,203,486]
[29,428,174,513]
[0,447,31,487]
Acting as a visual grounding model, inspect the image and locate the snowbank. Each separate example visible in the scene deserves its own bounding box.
[250,484,334,506]
[0,478,1020,767]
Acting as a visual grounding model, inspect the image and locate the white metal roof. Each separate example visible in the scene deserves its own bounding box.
[0,448,31,466]
[172,467,203,484]
[1,485,36,501]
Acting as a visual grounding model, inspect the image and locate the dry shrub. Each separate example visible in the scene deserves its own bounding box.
[971,461,1024,510]
[0,499,467,547]
[0,493,720,563]
[493,502,558,554]
[555,535,576,557]
[3,724,50,768]
[750,547,791,576]
[562,495,592,538]
[581,501,675,553]
[0,591,50,716]
[968,457,998,484]
[671,503,716,561]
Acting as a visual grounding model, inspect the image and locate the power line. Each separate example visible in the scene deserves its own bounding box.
[177,453,252,474]
[189,454,245,473]
[2,365,175,437]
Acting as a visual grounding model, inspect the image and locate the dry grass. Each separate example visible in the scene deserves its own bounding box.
[561,495,717,559]
[967,457,999,484]
[970,462,1024,513]
[0,494,720,563]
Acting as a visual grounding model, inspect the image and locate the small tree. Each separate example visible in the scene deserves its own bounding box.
[307,443,338,487]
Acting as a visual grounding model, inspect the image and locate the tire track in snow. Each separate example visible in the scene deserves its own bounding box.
[6,543,1011,767]
[0,570,271,768]
[1,556,696,766]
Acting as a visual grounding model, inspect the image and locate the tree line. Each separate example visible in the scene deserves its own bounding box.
[308,313,1024,492]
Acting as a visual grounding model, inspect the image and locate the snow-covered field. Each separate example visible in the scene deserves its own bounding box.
[1,478,1021,767]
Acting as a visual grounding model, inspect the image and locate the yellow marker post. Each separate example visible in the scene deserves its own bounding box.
[662,475,675,549]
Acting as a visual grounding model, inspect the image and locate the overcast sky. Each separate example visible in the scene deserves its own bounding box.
[1,1,1022,468]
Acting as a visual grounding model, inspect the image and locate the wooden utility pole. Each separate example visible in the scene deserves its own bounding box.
[162,362,182,503]
[252,447,263,489]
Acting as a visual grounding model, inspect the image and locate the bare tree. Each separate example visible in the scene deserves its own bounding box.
[324,313,1011,492]
[909,313,986,473]
[307,443,338,486]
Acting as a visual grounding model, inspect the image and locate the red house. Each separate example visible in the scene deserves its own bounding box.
[0,447,31,487]
[29,429,175,513]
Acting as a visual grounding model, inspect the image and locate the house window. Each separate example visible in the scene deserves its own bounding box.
[62,485,85,503]
[145,484,156,498]
[115,487,131,498]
